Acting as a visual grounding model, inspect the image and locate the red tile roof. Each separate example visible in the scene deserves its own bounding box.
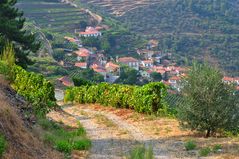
[105,62,119,69]
[75,48,90,57]
[58,76,73,87]
[223,76,235,82]
[75,62,87,68]
[64,36,76,43]
[80,27,101,35]
[118,57,138,63]
[157,70,166,74]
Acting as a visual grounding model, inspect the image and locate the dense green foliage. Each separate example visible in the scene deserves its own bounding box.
[0,59,56,116]
[70,69,104,84]
[184,140,197,151]
[0,134,7,157]
[72,77,93,87]
[0,0,40,68]
[38,118,91,155]
[65,82,168,115]
[11,65,56,115]
[177,63,239,137]
[150,72,162,82]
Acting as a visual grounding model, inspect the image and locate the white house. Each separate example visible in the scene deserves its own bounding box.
[141,60,154,68]
[79,27,102,37]
[117,57,140,70]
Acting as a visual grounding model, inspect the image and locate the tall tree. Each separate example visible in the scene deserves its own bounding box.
[0,0,40,68]
[177,62,239,137]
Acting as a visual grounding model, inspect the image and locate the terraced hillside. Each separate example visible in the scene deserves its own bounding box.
[16,0,95,33]
[79,0,162,16]
[78,0,239,76]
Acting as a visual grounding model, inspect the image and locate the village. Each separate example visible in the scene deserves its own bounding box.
[58,26,239,92]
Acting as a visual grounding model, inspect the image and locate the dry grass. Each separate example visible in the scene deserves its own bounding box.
[94,114,117,128]
[83,104,239,158]
[0,76,64,159]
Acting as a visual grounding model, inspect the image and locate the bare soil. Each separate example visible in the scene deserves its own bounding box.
[48,102,239,159]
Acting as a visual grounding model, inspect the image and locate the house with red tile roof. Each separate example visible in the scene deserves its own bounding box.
[90,64,107,80]
[75,48,91,61]
[58,76,74,87]
[223,76,235,84]
[105,62,120,73]
[141,60,154,68]
[169,76,182,91]
[75,62,87,69]
[117,57,140,70]
[78,27,102,37]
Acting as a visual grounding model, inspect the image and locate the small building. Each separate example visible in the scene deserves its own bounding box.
[169,76,181,85]
[117,57,140,70]
[58,76,74,87]
[105,62,120,74]
[223,76,235,84]
[75,48,91,61]
[91,64,107,80]
[169,76,182,91]
[78,27,102,37]
[141,60,154,68]
[75,62,87,69]
[137,49,155,60]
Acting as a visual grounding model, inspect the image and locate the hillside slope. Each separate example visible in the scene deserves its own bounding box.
[0,76,63,159]
[78,0,239,75]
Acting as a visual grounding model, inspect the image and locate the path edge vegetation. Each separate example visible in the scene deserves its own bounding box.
[0,43,91,157]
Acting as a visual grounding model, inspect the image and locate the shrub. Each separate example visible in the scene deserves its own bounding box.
[38,118,61,130]
[74,127,86,136]
[199,147,211,157]
[184,140,197,151]
[72,139,91,150]
[0,134,6,157]
[212,144,222,153]
[38,119,91,155]
[55,141,72,153]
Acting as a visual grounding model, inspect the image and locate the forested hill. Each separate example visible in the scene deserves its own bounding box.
[79,0,239,76]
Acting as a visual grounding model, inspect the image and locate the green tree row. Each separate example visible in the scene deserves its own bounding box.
[64,82,168,115]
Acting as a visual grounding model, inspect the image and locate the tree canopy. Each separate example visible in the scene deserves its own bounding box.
[177,62,239,137]
[0,0,39,68]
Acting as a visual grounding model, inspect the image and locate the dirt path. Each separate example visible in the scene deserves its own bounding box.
[48,104,179,159]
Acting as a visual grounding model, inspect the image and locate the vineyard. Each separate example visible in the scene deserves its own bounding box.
[64,82,169,115]
[16,0,95,33]
[0,61,56,115]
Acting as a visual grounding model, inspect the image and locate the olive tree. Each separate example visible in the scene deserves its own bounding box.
[177,62,239,137]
